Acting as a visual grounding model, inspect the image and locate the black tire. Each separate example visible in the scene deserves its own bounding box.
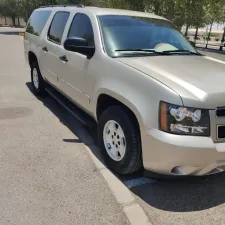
[31,61,46,96]
[98,105,143,175]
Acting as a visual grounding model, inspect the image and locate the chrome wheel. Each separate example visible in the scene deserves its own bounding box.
[103,120,126,161]
[33,68,39,89]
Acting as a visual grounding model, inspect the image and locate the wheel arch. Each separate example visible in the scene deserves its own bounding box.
[96,92,144,174]
[28,51,38,68]
[95,90,144,133]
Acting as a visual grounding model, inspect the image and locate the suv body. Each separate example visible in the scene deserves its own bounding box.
[24,5,225,177]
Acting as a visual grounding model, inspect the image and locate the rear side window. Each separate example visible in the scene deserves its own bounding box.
[48,11,70,44]
[26,10,51,36]
[68,13,94,46]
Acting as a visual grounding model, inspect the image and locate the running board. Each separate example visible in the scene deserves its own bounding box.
[45,84,96,127]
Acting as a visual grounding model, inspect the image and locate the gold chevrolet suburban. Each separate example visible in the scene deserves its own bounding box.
[24,5,225,177]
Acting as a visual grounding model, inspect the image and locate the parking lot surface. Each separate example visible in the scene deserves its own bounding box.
[0,34,128,225]
[1,33,225,225]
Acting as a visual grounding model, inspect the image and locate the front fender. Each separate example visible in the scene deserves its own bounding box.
[93,87,144,129]
[90,56,182,131]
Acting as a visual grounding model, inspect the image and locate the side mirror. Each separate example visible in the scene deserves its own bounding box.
[64,37,95,59]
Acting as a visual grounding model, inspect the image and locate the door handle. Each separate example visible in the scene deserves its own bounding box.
[59,55,68,62]
[42,46,48,52]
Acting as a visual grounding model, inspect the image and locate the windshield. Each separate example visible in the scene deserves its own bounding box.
[98,15,197,57]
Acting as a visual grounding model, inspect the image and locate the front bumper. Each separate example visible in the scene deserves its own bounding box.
[142,129,225,176]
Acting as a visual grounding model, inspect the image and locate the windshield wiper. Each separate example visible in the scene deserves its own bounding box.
[115,49,166,55]
[115,49,201,56]
[161,49,201,55]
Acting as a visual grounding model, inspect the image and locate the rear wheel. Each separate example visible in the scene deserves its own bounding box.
[98,105,142,175]
[31,61,46,96]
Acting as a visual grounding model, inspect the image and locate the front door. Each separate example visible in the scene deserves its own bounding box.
[58,13,95,109]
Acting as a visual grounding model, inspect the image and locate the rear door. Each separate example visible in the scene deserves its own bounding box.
[40,11,70,88]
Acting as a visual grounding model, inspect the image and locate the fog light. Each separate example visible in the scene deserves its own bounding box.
[170,124,189,133]
[171,166,198,175]
[170,124,207,134]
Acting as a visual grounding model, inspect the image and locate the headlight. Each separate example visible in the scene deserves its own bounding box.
[159,102,210,136]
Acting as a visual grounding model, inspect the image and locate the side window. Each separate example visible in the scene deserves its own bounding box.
[26,10,52,36]
[48,12,70,44]
[68,13,94,46]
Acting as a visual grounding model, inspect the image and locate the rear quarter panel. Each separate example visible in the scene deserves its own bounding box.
[24,9,55,75]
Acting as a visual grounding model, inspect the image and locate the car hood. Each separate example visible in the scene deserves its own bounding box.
[116,55,225,109]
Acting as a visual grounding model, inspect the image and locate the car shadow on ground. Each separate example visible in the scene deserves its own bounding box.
[0,32,21,35]
[26,82,225,213]
[26,82,104,163]
[131,169,225,212]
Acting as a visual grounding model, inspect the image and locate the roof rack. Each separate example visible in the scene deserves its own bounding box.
[40,4,84,8]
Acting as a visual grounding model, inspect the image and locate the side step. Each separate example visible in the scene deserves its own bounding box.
[45,83,96,127]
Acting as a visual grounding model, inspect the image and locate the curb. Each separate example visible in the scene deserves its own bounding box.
[84,144,153,225]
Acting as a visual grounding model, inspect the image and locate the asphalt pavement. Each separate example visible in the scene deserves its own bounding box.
[196,43,225,52]
[1,32,225,225]
[0,34,129,225]
[199,49,225,61]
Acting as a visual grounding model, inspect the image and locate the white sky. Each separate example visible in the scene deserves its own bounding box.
[211,24,224,30]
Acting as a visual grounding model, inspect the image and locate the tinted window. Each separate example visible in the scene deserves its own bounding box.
[98,15,197,57]
[48,12,70,44]
[26,10,51,36]
[68,13,94,46]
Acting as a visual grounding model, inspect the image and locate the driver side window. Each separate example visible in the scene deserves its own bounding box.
[68,13,95,46]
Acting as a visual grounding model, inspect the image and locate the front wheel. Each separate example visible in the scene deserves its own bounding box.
[31,61,46,96]
[98,105,142,175]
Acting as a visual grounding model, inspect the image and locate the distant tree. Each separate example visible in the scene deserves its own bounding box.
[0,0,224,36]
[204,0,225,48]
[191,0,207,40]
[19,0,58,21]
[0,0,20,26]
[145,0,186,30]
[221,26,225,50]
[0,0,8,25]
[106,0,145,11]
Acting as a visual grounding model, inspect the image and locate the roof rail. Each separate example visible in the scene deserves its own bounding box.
[40,4,84,8]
